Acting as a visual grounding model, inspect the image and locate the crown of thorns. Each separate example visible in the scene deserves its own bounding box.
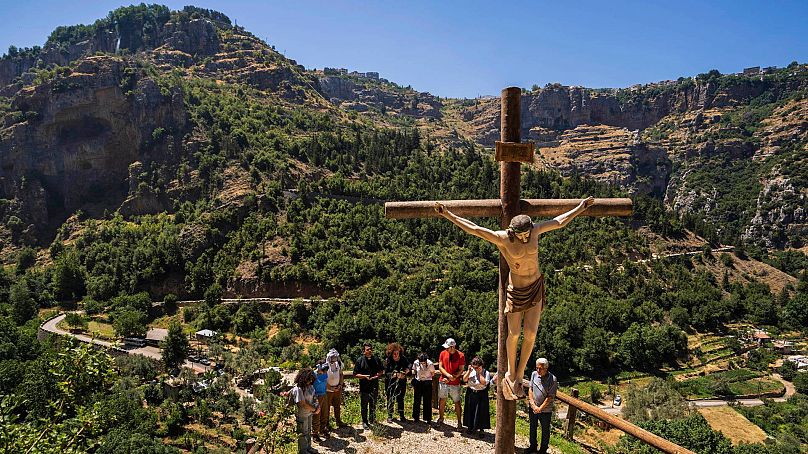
[508,215,533,233]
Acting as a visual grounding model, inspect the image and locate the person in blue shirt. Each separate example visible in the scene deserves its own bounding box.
[312,363,329,441]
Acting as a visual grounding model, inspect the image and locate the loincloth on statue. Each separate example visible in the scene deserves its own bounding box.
[504,274,545,314]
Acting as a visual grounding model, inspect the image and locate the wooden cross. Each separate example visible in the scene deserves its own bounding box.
[385,87,632,454]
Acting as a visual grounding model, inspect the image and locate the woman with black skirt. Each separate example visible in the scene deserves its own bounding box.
[462,356,491,436]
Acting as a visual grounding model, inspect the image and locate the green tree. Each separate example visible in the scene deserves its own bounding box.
[15,247,36,274]
[52,249,85,302]
[161,321,189,370]
[10,281,37,325]
[614,413,734,454]
[111,307,147,338]
[233,303,264,335]
[82,298,104,315]
[98,429,179,453]
[670,306,689,329]
[204,282,223,306]
[623,378,690,423]
[778,361,797,382]
[114,354,159,381]
[794,372,808,395]
[782,291,808,329]
[6,340,116,452]
[64,312,88,331]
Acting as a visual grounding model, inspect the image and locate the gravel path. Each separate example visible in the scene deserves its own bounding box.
[312,419,558,454]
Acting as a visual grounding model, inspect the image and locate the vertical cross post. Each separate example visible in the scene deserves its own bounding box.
[495,86,521,454]
[565,388,580,440]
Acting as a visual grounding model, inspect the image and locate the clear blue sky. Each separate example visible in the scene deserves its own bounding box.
[1,0,806,98]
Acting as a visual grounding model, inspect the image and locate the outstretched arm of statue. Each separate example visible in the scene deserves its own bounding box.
[535,196,595,234]
[434,202,503,245]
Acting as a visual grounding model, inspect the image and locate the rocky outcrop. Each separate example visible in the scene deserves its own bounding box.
[318,75,443,119]
[460,77,806,147]
[0,18,223,90]
[160,19,220,56]
[0,56,186,238]
[318,76,358,102]
[742,176,807,248]
[537,125,671,196]
[0,30,118,88]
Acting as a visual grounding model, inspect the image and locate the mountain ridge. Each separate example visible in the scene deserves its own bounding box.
[0,4,805,254]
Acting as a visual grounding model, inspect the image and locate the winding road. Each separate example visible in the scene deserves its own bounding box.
[555,373,794,419]
[42,313,207,373]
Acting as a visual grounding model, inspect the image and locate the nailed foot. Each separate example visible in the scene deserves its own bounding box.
[501,375,518,401]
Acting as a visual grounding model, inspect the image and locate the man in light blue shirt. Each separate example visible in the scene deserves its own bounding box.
[527,357,557,454]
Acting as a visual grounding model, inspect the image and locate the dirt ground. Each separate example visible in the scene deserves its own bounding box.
[311,419,558,454]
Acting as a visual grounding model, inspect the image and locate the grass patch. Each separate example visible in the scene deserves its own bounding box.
[698,406,767,445]
[87,320,116,340]
[675,369,784,398]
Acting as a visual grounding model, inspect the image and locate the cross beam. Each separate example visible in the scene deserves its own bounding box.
[384,87,633,453]
[385,198,633,219]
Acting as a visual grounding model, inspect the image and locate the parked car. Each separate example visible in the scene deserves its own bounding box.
[200,358,211,366]
[613,394,622,406]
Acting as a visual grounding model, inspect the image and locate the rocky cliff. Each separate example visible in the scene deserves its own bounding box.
[0,56,186,240]
[0,7,325,246]
[317,74,443,119]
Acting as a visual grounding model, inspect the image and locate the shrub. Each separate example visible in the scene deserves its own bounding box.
[82,298,105,315]
[794,372,808,395]
[115,354,159,381]
[111,307,147,338]
[779,361,798,382]
[15,247,36,274]
[64,312,88,331]
[183,306,199,323]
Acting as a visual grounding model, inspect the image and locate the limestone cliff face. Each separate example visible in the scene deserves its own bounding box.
[536,125,671,197]
[318,75,442,118]
[742,176,806,248]
[0,18,221,91]
[0,56,187,237]
[160,19,221,56]
[461,80,784,148]
[0,30,119,89]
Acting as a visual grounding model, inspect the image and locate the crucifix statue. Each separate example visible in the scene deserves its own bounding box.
[385,87,632,453]
[433,195,594,400]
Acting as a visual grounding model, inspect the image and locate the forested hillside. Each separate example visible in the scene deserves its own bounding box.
[0,4,806,453]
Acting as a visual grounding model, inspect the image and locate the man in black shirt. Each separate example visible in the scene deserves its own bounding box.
[354,343,384,429]
[384,342,410,422]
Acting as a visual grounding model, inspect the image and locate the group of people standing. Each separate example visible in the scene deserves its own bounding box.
[352,338,492,435]
[290,338,557,454]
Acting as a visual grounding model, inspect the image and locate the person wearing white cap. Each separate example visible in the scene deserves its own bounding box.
[323,348,346,430]
[527,357,557,454]
[437,337,465,428]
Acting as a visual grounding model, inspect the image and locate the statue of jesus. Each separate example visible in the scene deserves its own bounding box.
[434,196,594,400]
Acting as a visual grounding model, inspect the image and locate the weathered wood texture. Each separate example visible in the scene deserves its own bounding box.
[555,390,696,454]
[495,141,535,162]
[564,388,579,440]
[385,198,633,219]
[495,86,521,454]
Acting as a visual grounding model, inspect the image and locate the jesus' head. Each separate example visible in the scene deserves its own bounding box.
[508,215,533,243]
